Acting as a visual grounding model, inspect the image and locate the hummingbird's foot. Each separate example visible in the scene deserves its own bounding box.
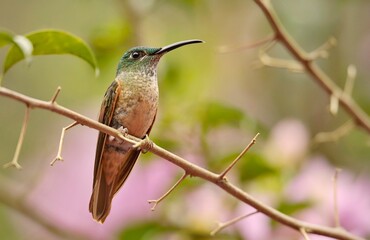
[117,126,129,136]
[133,134,153,153]
[109,127,129,142]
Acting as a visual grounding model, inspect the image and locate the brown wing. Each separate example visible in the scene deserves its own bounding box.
[90,80,157,223]
[92,80,121,186]
[89,80,121,223]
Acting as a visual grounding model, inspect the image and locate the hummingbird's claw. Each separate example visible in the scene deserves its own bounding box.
[117,126,129,135]
[110,127,129,142]
[133,134,153,153]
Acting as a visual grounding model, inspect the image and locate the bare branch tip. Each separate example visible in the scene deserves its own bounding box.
[211,210,259,236]
[50,156,63,166]
[147,200,158,211]
[344,64,357,96]
[329,94,339,116]
[308,37,338,60]
[50,86,62,103]
[146,173,187,211]
[218,133,260,178]
[347,64,357,77]
[3,161,22,169]
[253,132,261,141]
[259,53,304,72]
[333,167,342,228]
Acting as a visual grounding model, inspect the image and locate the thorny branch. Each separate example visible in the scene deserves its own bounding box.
[0,1,368,239]
[148,172,188,211]
[313,121,354,144]
[210,210,259,236]
[254,0,370,134]
[218,133,259,180]
[3,106,30,169]
[0,86,364,240]
[50,121,79,166]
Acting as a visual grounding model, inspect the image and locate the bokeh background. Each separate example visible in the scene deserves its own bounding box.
[0,0,370,239]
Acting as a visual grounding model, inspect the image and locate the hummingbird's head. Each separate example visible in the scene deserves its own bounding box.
[116,39,204,76]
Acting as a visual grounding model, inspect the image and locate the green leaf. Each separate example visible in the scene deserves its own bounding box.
[0,29,33,64]
[199,102,245,133]
[3,29,98,74]
[0,30,14,47]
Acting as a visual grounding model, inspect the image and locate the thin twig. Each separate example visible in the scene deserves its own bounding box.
[259,53,304,72]
[333,168,342,228]
[0,87,365,240]
[329,64,355,117]
[0,87,137,146]
[218,133,260,180]
[257,38,305,72]
[300,228,311,240]
[50,121,79,166]
[148,172,188,211]
[307,37,337,60]
[210,210,259,236]
[3,106,31,169]
[313,121,354,144]
[254,0,370,134]
[50,86,61,104]
[344,65,356,96]
[330,94,339,116]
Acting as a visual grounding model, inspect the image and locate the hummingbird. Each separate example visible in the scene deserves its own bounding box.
[89,39,204,223]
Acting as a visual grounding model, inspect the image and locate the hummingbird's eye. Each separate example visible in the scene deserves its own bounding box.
[131,51,141,59]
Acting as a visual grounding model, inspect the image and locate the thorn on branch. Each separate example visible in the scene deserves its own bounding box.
[50,121,78,166]
[330,94,339,116]
[218,133,260,180]
[3,106,31,169]
[254,0,370,136]
[210,210,259,236]
[259,53,304,72]
[300,227,311,240]
[344,64,356,96]
[257,39,304,72]
[50,86,62,104]
[333,168,342,228]
[148,172,188,211]
[307,37,337,60]
[313,121,354,144]
[257,39,305,72]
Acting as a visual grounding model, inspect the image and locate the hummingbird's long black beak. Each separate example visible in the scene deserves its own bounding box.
[152,39,204,55]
